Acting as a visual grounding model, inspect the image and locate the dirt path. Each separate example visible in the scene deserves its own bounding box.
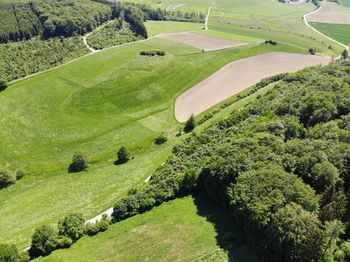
[303,6,349,59]
[205,6,212,30]
[175,52,331,122]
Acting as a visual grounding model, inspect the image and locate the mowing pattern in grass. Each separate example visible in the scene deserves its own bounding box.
[36,196,259,262]
[310,22,350,45]
[0,38,304,249]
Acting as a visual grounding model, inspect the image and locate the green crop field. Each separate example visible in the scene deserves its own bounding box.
[310,22,350,46]
[0,34,304,249]
[36,196,259,262]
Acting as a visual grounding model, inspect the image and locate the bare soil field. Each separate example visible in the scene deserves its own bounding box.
[307,6,350,24]
[158,32,249,51]
[175,52,331,122]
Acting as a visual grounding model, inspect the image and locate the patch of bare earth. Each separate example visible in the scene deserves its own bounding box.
[158,32,249,51]
[175,52,331,122]
[307,6,350,24]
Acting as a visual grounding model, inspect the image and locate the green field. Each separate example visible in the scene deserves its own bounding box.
[340,0,350,7]
[145,21,204,36]
[0,33,305,249]
[310,22,350,46]
[36,196,259,262]
[132,0,344,55]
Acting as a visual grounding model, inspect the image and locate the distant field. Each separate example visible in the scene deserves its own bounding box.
[145,21,204,36]
[36,196,259,262]
[310,22,350,45]
[340,0,350,7]
[133,0,344,55]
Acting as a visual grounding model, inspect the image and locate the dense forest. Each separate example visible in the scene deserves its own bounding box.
[0,37,88,82]
[0,0,111,43]
[111,60,350,262]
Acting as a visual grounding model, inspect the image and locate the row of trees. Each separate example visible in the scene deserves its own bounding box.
[110,60,350,261]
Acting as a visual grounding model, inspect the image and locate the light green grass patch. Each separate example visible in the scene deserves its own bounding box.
[145,20,204,36]
[36,196,259,262]
[310,22,350,46]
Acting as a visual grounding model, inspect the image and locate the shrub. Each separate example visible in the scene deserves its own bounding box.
[15,169,26,180]
[55,236,72,249]
[58,213,85,242]
[309,47,316,55]
[0,171,16,189]
[154,134,167,145]
[68,153,88,173]
[0,80,7,91]
[85,216,110,236]
[0,243,19,262]
[140,50,166,56]
[184,114,196,133]
[265,40,277,45]
[29,225,58,258]
[342,49,349,59]
[116,146,130,164]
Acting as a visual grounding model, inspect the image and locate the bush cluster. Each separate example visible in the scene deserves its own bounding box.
[140,50,166,56]
[0,169,26,189]
[28,213,110,259]
[265,40,278,45]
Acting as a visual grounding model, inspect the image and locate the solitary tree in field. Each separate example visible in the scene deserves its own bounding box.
[116,146,130,164]
[184,114,196,133]
[342,49,349,59]
[68,153,88,173]
[309,47,316,55]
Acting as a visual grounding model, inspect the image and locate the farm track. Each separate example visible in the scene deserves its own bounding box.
[303,6,349,59]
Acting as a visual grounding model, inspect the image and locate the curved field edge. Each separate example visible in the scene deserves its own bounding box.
[0,38,305,248]
[309,22,350,46]
[35,196,259,262]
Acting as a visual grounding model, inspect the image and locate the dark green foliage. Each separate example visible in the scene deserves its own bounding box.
[124,8,148,38]
[68,153,88,173]
[0,80,7,91]
[231,168,318,226]
[309,47,317,55]
[0,243,19,262]
[15,169,26,180]
[116,146,130,164]
[58,213,85,241]
[342,49,349,59]
[55,236,72,249]
[0,0,111,43]
[0,37,88,82]
[29,225,58,258]
[140,50,166,56]
[154,134,168,145]
[265,40,278,45]
[184,114,196,133]
[0,171,16,189]
[268,202,324,262]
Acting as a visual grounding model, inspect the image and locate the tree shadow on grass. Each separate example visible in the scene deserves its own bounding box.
[193,193,261,262]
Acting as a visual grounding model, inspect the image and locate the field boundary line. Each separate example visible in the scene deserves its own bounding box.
[303,6,349,59]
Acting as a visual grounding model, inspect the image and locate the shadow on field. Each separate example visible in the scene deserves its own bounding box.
[193,193,260,262]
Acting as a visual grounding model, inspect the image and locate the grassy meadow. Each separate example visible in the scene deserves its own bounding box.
[145,21,204,36]
[36,196,259,262]
[0,33,305,248]
[310,22,350,46]
[133,0,344,55]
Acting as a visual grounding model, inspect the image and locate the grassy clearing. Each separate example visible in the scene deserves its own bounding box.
[145,21,204,36]
[310,22,350,46]
[36,196,259,262]
[341,0,350,7]
[0,35,304,249]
